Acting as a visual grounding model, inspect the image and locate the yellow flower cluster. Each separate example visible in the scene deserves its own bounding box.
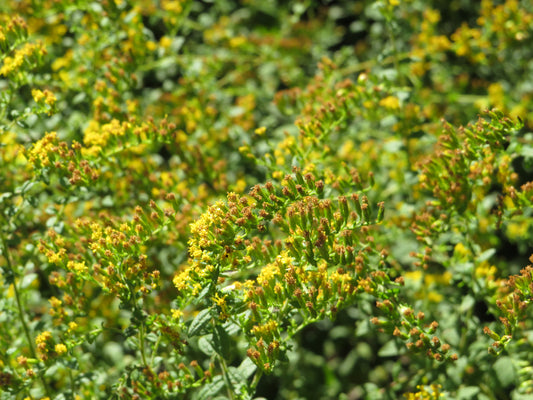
[478,0,532,44]
[35,330,68,361]
[31,89,56,105]
[83,118,130,155]
[0,41,46,77]
[31,88,57,114]
[27,131,59,168]
[404,384,443,400]
[251,320,278,339]
[35,331,52,360]
[0,14,27,49]
[27,131,101,186]
[174,201,228,294]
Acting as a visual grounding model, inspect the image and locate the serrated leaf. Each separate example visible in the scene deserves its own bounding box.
[188,308,212,337]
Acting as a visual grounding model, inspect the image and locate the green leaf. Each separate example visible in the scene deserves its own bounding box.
[476,248,496,263]
[195,375,225,400]
[20,273,37,289]
[237,357,257,380]
[493,356,516,388]
[460,295,475,313]
[223,358,259,393]
[193,283,213,305]
[15,180,37,195]
[377,340,398,357]
[198,335,215,356]
[103,342,124,366]
[227,366,244,390]
[0,193,12,204]
[188,308,212,337]
[45,363,60,377]
[457,386,480,399]
[212,324,231,359]
[521,147,533,161]
[222,320,241,336]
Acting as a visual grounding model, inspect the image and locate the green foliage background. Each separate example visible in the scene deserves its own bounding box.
[1,0,533,399]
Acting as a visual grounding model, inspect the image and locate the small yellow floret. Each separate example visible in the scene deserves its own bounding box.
[54,344,67,355]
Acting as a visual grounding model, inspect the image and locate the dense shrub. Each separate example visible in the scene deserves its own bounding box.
[1,1,533,399]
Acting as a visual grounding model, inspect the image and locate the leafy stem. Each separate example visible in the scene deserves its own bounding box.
[0,228,51,398]
[217,353,235,400]
[139,318,149,369]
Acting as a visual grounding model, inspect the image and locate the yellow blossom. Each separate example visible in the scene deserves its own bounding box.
[254,126,267,135]
[160,36,172,49]
[488,82,505,109]
[67,260,88,274]
[0,41,45,77]
[27,131,58,168]
[507,221,529,239]
[212,293,227,306]
[44,90,56,106]
[424,272,452,286]
[54,344,67,355]
[229,36,246,48]
[252,320,278,337]
[146,40,157,51]
[475,261,497,279]
[48,296,62,308]
[257,263,280,286]
[426,291,443,303]
[404,270,422,282]
[379,95,401,110]
[68,322,78,332]
[424,9,441,24]
[32,89,45,102]
[162,0,183,13]
[272,170,283,180]
[36,331,52,345]
[454,242,471,259]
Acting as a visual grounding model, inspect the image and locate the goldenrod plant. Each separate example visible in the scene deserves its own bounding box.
[1,1,533,399]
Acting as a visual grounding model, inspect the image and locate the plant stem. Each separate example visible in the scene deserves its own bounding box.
[1,235,35,357]
[68,367,75,399]
[217,354,235,400]
[249,369,263,393]
[0,230,51,398]
[138,315,149,368]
